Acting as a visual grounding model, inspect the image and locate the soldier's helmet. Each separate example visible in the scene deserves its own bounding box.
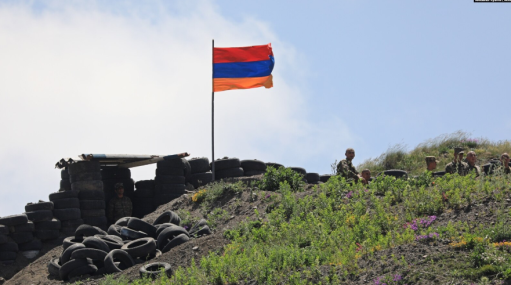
[114,183,124,190]
[425,156,438,163]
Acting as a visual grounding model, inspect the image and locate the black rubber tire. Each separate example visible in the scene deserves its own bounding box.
[12,221,35,232]
[95,235,123,250]
[288,167,306,175]
[155,175,186,184]
[120,227,148,240]
[241,159,267,171]
[82,236,110,252]
[0,251,17,261]
[182,158,192,179]
[53,208,81,221]
[59,258,93,280]
[80,200,105,210]
[0,214,28,226]
[104,249,135,274]
[53,197,80,210]
[306,173,320,183]
[189,219,208,235]
[161,233,189,253]
[70,172,102,183]
[60,180,72,191]
[196,225,212,236]
[72,180,103,192]
[82,216,108,227]
[155,167,185,176]
[67,264,97,280]
[61,218,83,228]
[107,224,122,237]
[139,248,162,261]
[61,169,70,179]
[433,171,446,177]
[134,188,154,198]
[78,190,105,200]
[0,242,18,252]
[153,210,181,226]
[48,257,61,277]
[61,243,86,264]
[211,158,241,171]
[157,158,186,169]
[266,162,284,169]
[319,175,332,183]
[25,201,54,212]
[10,231,34,244]
[35,229,60,240]
[157,226,188,250]
[101,167,131,179]
[75,225,107,238]
[49,190,79,201]
[0,234,9,244]
[245,170,266,176]
[215,167,244,179]
[139,262,172,279]
[188,157,210,174]
[115,217,130,226]
[154,183,186,194]
[121,237,157,258]
[71,248,108,260]
[379,169,408,179]
[190,172,214,188]
[0,225,8,235]
[127,218,157,238]
[155,223,177,237]
[135,179,155,189]
[62,236,83,250]
[19,238,42,251]
[81,209,106,217]
[25,210,53,222]
[68,161,101,176]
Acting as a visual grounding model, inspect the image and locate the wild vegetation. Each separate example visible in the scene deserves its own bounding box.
[95,132,511,285]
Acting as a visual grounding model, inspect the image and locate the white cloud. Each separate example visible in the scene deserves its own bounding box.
[0,1,358,216]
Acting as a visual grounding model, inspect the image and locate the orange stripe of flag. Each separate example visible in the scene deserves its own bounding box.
[213,75,273,92]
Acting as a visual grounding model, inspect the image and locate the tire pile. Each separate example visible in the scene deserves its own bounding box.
[48,211,211,281]
[266,162,284,169]
[188,157,213,189]
[25,201,60,245]
[305,172,321,184]
[153,159,189,208]
[212,157,244,180]
[50,190,82,236]
[69,161,107,230]
[60,168,72,191]
[241,159,267,176]
[0,214,31,264]
[133,180,156,218]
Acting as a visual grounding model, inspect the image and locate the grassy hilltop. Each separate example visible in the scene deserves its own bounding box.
[95,133,511,285]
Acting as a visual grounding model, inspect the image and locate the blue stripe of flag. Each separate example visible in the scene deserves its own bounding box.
[213,56,274,79]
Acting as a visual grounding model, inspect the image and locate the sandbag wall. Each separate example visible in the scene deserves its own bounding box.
[69,162,107,230]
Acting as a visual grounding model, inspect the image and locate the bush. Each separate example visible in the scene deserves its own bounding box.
[258,166,305,192]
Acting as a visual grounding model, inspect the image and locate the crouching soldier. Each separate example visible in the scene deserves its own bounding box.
[108,183,132,224]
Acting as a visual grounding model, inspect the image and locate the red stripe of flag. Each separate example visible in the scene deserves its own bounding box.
[213,43,273,63]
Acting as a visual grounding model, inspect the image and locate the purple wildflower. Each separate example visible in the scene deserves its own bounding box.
[393,274,402,282]
[265,194,271,199]
[346,191,353,199]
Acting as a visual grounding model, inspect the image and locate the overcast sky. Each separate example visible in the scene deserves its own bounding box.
[0,0,509,216]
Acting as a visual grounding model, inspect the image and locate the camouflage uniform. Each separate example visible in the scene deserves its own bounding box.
[466,164,481,177]
[337,159,359,182]
[491,163,511,175]
[445,161,469,176]
[108,196,132,223]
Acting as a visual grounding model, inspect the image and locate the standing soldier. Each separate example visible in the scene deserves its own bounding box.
[445,147,468,175]
[466,151,481,177]
[336,148,363,183]
[108,183,133,224]
[425,156,438,172]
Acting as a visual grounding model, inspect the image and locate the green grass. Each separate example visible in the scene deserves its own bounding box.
[357,131,511,176]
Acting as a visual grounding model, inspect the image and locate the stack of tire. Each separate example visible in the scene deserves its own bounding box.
[212,157,244,180]
[266,162,284,169]
[188,157,213,189]
[69,161,107,230]
[133,180,156,218]
[60,168,72,191]
[153,159,189,207]
[288,167,307,182]
[0,214,30,264]
[241,159,267,176]
[25,201,60,247]
[50,190,82,236]
[101,167,135,208]
[320,174,332,183]
[305,172,321,184]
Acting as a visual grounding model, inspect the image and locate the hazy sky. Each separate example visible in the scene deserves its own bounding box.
[0,0,509,216]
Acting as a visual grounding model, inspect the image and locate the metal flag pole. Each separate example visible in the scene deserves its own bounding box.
[211,39,215,181]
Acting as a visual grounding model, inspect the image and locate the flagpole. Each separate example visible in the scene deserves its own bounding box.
[211,39,215,181]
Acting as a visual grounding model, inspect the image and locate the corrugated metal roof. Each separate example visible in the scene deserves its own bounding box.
[55,153,168,169]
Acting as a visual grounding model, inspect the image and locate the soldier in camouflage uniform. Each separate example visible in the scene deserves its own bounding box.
[493,153,511,175]
[336,148,362,183]
[465,151,481,177]
[445,147,468,176]
[361,169,371,185]
[108,183,133,223]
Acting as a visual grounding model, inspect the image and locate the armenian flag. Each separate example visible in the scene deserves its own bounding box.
[213,43,274,92]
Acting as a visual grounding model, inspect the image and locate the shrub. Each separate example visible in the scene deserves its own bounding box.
[258,166,305,192]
